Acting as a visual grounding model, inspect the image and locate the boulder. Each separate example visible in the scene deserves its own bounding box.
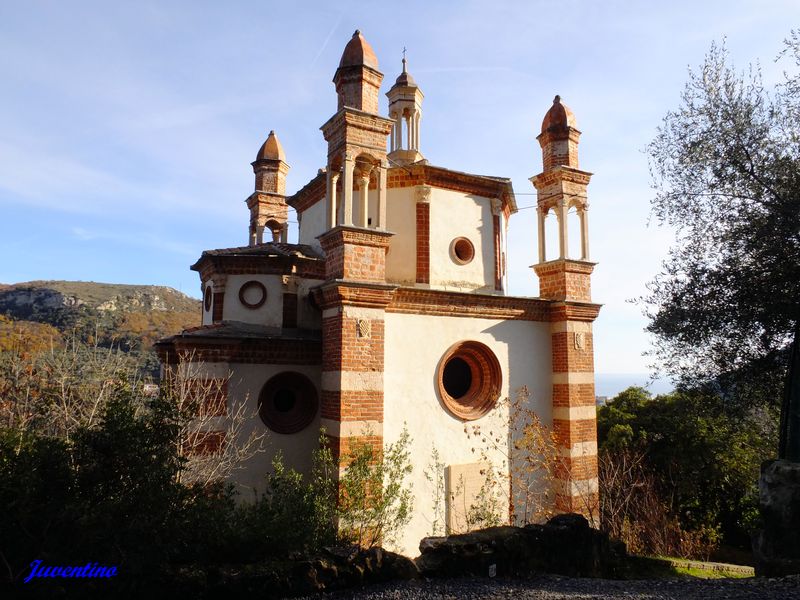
[417,513,625,579]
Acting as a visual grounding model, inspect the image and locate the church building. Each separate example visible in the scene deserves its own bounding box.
[157,30,601,556]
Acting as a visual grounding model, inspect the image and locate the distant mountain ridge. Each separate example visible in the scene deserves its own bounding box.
[0,280,200,352]
[0,280,199,315]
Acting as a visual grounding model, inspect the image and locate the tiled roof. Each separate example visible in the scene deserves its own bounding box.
[199,243,324,260]
[157,320,321,343]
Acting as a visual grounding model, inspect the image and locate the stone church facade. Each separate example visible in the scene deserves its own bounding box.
[157,30,601,556]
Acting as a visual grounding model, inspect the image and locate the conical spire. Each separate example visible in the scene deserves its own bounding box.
[256,130,286,162]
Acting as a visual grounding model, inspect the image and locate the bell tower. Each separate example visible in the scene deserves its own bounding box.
[387,54,424,166]
[531,96,594,301]
[247,130,289,245]
[531,96,600,522]
[316,31,395,478]
[320,30,394,233]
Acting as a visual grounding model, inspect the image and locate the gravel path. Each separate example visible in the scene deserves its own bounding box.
[295,574,800,600]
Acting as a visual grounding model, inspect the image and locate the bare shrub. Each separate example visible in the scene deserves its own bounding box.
[161,355,267,487]
[599,447,719,558]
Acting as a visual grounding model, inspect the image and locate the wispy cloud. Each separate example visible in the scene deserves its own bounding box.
[70,226,197,256]
[311,14,343,67]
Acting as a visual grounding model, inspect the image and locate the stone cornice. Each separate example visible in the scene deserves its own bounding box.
[387,163,517,214]
[320,107,395,136]
[533,259,597,276]
[312,281,397,310]
[530,165,593,189]
[191,254,325,281]
[317,225,394,250]
[386,287,551,321]
[548,301,603,322]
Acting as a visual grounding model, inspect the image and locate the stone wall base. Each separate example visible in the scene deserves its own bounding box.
[754,459,800,576]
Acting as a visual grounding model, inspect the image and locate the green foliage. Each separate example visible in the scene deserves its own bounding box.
[0,388,195,582]
[464,471,504,530]
[338,428,414,548]
[598,386,775,552]
[423,445,446,536]
[0,338,415,587]
[235,446,338,558]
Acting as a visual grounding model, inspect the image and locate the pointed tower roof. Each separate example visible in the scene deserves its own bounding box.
[541,95,578,134]
[393,56,416,87]
[338,30,379,70]
[256,130,285,162]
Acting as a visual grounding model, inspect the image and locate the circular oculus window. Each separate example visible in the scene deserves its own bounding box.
[238,280,267,309]
[452,237,475,264]
[437,341,502,420]
[204,285,213,312]
[258,372,318,434]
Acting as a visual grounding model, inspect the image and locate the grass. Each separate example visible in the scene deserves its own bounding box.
[624,555,754,580]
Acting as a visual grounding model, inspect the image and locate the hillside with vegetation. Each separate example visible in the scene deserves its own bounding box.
[0,280,200,354]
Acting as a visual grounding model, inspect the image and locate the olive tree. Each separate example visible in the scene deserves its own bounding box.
[644,34,800,457]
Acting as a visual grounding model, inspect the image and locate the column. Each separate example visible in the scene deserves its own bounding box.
[537,208,546,263]
[376,161,387,229]
[358,170,371,228]
[395,115,403,151]
[580,208,590,260]
[326,170,340,229]
[256,224,265,245]
[342,155,354,227]
[559,200,569,259]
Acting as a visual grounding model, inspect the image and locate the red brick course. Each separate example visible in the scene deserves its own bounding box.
[322,315,384,372]
[552,418,598,447]
[551,332,595,373]
[212,292,224,323]
[555,453,598,482]
[321,390,383,421]
[416,202,430,284]
[318,227,393,282]
[534,260,594,302]
[552,383,596,407]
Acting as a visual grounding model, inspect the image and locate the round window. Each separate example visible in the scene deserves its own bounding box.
[437,341,502,420]
[239,280,267,309]
[204,285,213,312]
[258,372,318,434]
[452,237,475,264]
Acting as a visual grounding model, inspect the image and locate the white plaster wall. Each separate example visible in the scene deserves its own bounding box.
[383,312,552,557]
[384,186,417,285]
[226,362,322,498]
[298,200,326,251]
[222,274,284,327]
[429,189,495,292]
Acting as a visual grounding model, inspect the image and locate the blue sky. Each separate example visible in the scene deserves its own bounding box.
[1,1,797,380]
